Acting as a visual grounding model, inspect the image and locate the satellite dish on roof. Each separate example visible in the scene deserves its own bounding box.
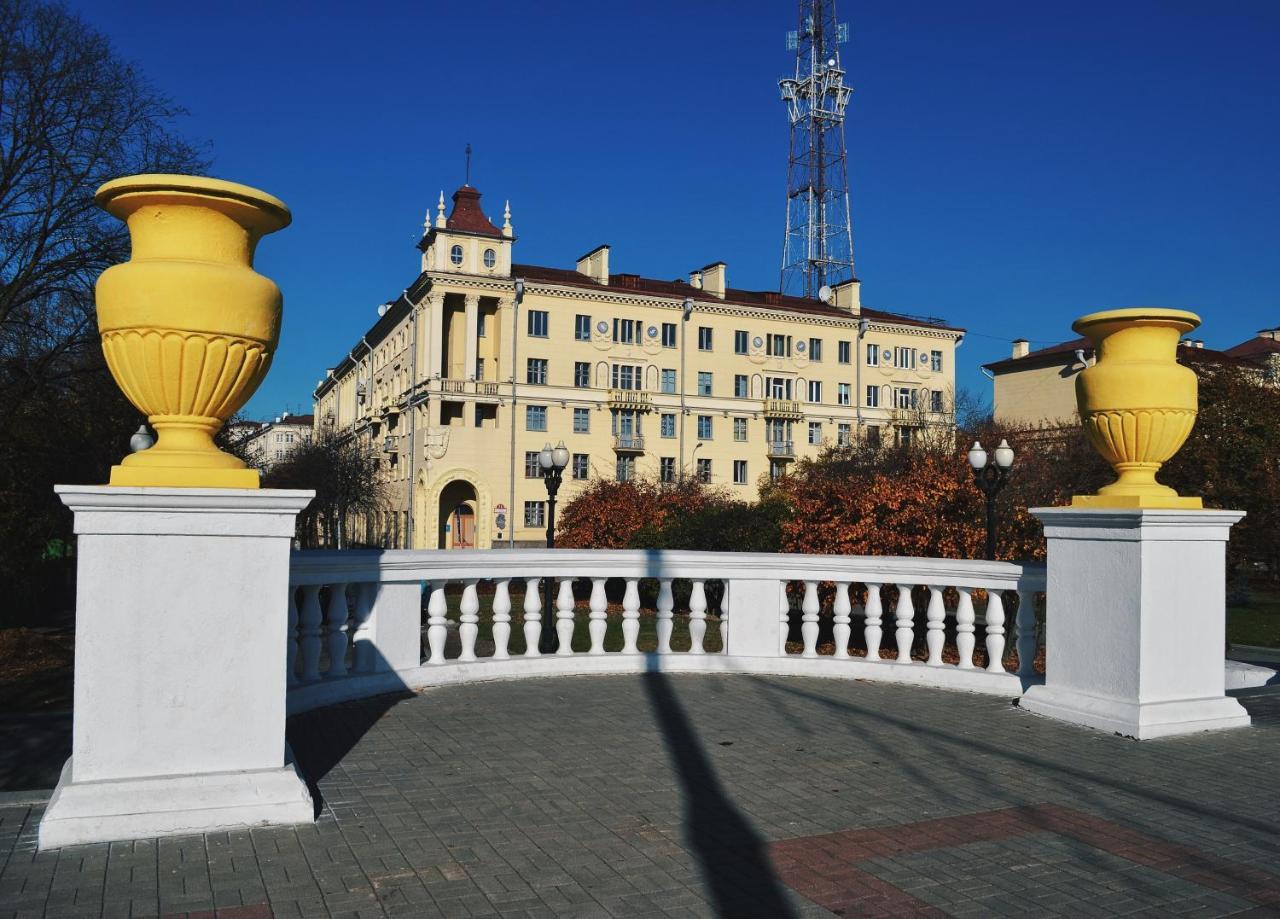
[377,303,389,316]
[818,285,833,304]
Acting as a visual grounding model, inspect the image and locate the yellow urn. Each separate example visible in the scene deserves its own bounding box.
[1070,307,1202,509]
[94,174,291,488]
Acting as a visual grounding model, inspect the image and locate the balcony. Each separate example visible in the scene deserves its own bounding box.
[763,398,803,419]
[439,378,502,401]
[608,388,652,411]
[613,434,645,453]
[767,439,796,459]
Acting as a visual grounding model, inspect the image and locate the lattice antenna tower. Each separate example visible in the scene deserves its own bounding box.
[779,2,854,299]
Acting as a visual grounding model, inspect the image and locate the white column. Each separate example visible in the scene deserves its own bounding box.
[463,294,480,381]
[1020,508,1250,740]
[40,486,315,850]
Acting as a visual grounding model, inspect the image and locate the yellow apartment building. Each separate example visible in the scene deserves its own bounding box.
[313,184,966,549]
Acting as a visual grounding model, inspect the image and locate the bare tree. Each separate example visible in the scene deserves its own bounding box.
[263,432,388,549]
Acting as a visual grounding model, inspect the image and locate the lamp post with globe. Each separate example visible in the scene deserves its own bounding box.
[537,441,570,652]
[968,439,1015,561]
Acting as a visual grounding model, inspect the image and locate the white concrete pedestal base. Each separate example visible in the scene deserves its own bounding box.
[39,757,313,849]
[1023,508,1250,740]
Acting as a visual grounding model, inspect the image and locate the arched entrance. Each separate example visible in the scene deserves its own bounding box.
[438,479,478,549]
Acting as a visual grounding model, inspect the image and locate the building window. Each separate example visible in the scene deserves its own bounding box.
[572,453,589,480]
[733,460,748,485]
[808,338,822,361]
[866,343,879,366]
[483,248,496,268]
[930,390,944,413]
[896,426,914,449]
[734,374,748,398]
[613,318,639,344]
[698,327,713,351]
[837,422,851,445]
[574,361,590,388]
[734,330,748,354]
[931,350,943,372]
[573,407,590,433]
[838,340,851,364]
[659,457,675,483]
[524,501,545,528]
[766,376,791,399]
[661,369,677,393]
[867,425,882,449]
[808,421,822,445]
[807,380,822,403]
[526,405,547,431]
[611,364,641,390]
[837,383,851,406]
[767,334,792,357]
[697,415,712,440]
[697,372,712,396]
[524,451,541,478]
[865,385,880,408]
[733,417,747,441]
[575,314,591,341]
[528,310,549,337]
[526,358,547,385]
[616,455,635,482]
[478,313,487,337]
[696,458,712,482]
[769,461,786,482]
[662,322,677,347]
[450,244,463,266]
[660,413,676,438]
[894,347,914,369]
[895,387,917,410]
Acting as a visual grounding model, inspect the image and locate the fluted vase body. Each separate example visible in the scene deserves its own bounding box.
[95,175,291,488]
[1071,308,1202,508]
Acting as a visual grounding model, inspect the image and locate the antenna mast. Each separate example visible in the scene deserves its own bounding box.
[779,1,854,298]
[465,143,472,185]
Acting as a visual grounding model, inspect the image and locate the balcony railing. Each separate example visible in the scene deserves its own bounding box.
[763,398,804,419]
[767,439,796,458]
[608,388,651,411]
[613,434,645,452]
[440,378,502,399]
[285,549,1046,715]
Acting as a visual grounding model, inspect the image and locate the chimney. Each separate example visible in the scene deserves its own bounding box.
[1195,340,1205,349]
[831,278,861,313]
[700,262,726,299]
[1011,339,1030,359]
[688,271,703,289]
[575,244,609,285]
[1260,327,1280,341]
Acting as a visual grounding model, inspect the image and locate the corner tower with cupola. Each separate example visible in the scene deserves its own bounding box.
[418,185,514,277]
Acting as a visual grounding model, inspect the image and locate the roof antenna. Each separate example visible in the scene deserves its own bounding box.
[465,142,472,186]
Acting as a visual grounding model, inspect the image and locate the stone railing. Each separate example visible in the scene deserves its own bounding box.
[285,549,1046,714]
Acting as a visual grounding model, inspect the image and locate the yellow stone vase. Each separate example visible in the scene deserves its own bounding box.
[95,174,291,488]
[1071,307,1202,508]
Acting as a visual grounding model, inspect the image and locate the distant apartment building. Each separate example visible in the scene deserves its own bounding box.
[314,184,967,549]
[233,412,314,469]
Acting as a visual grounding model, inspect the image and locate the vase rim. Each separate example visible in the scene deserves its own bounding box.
[1072,307,1200,336]
[95,174,291,230]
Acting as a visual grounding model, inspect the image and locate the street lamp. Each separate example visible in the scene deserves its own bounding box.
[968,438,1015,560]
[538,440,570,548]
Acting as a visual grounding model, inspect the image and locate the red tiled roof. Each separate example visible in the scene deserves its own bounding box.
[984,336,1255,373]
[446,185,502,237]
[509,263,963,332]
[1224,334,1280,359]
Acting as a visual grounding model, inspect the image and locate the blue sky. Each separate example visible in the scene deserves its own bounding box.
[75,0,1280,419]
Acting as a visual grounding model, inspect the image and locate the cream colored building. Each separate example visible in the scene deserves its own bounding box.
[313,184,966,549]
[234,413,314,470]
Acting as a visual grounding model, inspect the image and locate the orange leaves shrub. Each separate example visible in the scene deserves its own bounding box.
[556,479,712,549]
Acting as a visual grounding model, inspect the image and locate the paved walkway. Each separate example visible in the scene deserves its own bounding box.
[2,674,1279,918]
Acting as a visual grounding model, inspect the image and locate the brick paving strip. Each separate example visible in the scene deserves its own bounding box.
[769,803,1280,917]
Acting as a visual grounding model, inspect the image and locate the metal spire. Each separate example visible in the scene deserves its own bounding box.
[465,143,472,186]
[779,1,855,299]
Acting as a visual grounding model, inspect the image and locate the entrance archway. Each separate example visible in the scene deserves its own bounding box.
[438,479,479,549]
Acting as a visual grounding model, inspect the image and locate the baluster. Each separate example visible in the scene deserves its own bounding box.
[718,582,729,654]
[801,580,820,658]
[350,583,375,673]
[621,578,641,654]
[555,578,575,656]
[298,585,323,682]
[985,589,1007,673]
[956,588,976,669]
[832,581,852,659]
[588,578,608,654]
[492,579,512,660]
[657,579,674,653]
[523,577,541,657]
[925,586,945,666]
[286,587,300,685]
[894,585,915,662]
[324,582,350,678]
[689,580,707,654]
[779,582,791,655]
[458,580,479,662]
[1016,590,1037,678]
[864,583,883,660]
[426,583,448,664]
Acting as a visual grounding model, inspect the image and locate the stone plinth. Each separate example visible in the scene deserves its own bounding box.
[1020,508,1250,740]
[39,486,316,849]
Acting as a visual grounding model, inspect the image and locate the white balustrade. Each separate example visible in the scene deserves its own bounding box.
[324,583,349,679]
[555,578,575,656]
[492,579,512,660]
[688,580,707,654]
[801,580,820,658]
[832,581,851,659]
[864,583,883,660]
[925,586,945,666]
[298,585,323,682]
[985,590,1007,673]
[1016,589,1037,678]
[523,577,542,657]
[426,585,448,664]
[621,579,641,654]
[458,580,479,663]
[956,588,976,669]
[350,583,375,673]
[894,585,915,662]
[286,588,300,685]
[588,578,607,655]
[657,579,674,654]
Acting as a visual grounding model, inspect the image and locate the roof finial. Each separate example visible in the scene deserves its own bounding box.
[503,199,512,237]
[435,190,446,228]
[465,142,472,186]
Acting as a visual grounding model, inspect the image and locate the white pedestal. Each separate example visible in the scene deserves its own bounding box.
[40,486,316,849]
[1020,508,1251,740]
